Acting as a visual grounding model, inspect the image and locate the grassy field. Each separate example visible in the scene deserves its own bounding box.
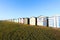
[0,21,60,40]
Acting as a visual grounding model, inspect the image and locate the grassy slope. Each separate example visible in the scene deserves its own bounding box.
[0,21,60,40]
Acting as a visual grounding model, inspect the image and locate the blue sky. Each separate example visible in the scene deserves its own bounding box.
[0,0,60,20]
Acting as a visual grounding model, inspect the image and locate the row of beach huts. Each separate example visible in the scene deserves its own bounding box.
[7,15,60,28]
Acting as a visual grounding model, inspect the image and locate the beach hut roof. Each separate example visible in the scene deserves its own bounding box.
[38,15,48,18]
[30,16,37,18]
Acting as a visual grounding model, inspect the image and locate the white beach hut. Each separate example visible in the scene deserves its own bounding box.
[9,19,14,22]
[30,17,37,25]
[57,16,60,28]
[7,19,12,22]
[13,18,19,23]
[48,17,55,28]
[37,16,48,26]
[20,18,24,24]
[16,19,19,23]
[48,15,60,28]
[18,18,21,23]
[11,19,15,22]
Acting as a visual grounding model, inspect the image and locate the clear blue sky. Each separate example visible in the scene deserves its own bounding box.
[0,0,60,20]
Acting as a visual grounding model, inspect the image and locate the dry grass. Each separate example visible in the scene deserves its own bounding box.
[0,21,60,40]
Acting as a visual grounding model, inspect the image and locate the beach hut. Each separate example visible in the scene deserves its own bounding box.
[7,19,12,22]
[11,19,15,22]
[13,18,19,23]
[30,17,37,25]
[48,15,60,28]
[18,18,21,23]
[20,18,24,24]
[37,16,48,26]
[48,17,55,28]
[9,19,13,22]
[16,18,19,23]
[23,18,29,24]
[57,16,60,28]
